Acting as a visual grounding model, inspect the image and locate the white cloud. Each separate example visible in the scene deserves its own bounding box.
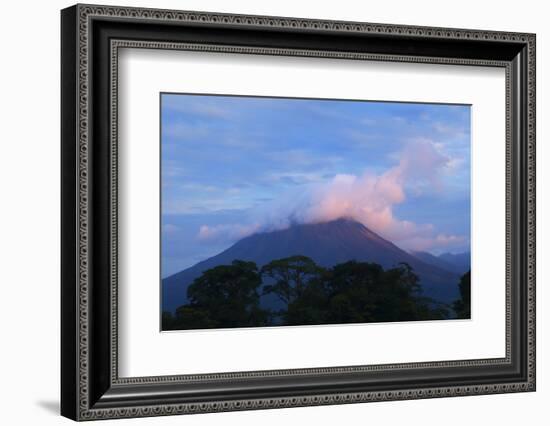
[198,223,261,242]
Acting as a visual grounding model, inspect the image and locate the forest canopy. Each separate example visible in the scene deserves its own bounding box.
[162,256,470,331]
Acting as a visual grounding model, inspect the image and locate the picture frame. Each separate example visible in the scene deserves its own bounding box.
[61,3,536,421]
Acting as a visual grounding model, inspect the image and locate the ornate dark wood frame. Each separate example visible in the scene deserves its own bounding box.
[61,3,536,421]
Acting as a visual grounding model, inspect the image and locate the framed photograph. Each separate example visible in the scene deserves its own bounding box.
[61,4,536,421]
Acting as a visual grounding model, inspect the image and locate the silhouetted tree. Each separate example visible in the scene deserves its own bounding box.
[162,311,175,330]
[283,273,330,325]
[261,256,323,305]
[173,306,218,329]
[324,261,382,323]
[325,261,447,323]
[453,270,471,319]
[167,260,269,330]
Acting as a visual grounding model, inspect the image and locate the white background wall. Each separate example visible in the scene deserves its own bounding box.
[0,0,546,424]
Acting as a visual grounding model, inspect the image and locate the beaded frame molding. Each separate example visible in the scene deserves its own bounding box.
[61,4,536,421]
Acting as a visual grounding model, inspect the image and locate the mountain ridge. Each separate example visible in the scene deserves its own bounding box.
[438,251,471,274]
[411,250,470,275]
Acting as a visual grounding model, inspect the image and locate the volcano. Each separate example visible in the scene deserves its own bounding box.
[162,218,461,313]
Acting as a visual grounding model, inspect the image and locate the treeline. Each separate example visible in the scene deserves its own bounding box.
[162,255,471,331]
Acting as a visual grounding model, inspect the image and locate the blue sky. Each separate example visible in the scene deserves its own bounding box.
[161,93,471,277]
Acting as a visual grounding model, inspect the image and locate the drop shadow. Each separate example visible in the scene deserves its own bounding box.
[36,400,59,415]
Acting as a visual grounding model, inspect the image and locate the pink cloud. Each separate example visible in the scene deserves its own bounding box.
[197,140,468,252]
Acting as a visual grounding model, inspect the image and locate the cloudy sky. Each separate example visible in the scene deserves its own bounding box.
[161,93,471,277]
